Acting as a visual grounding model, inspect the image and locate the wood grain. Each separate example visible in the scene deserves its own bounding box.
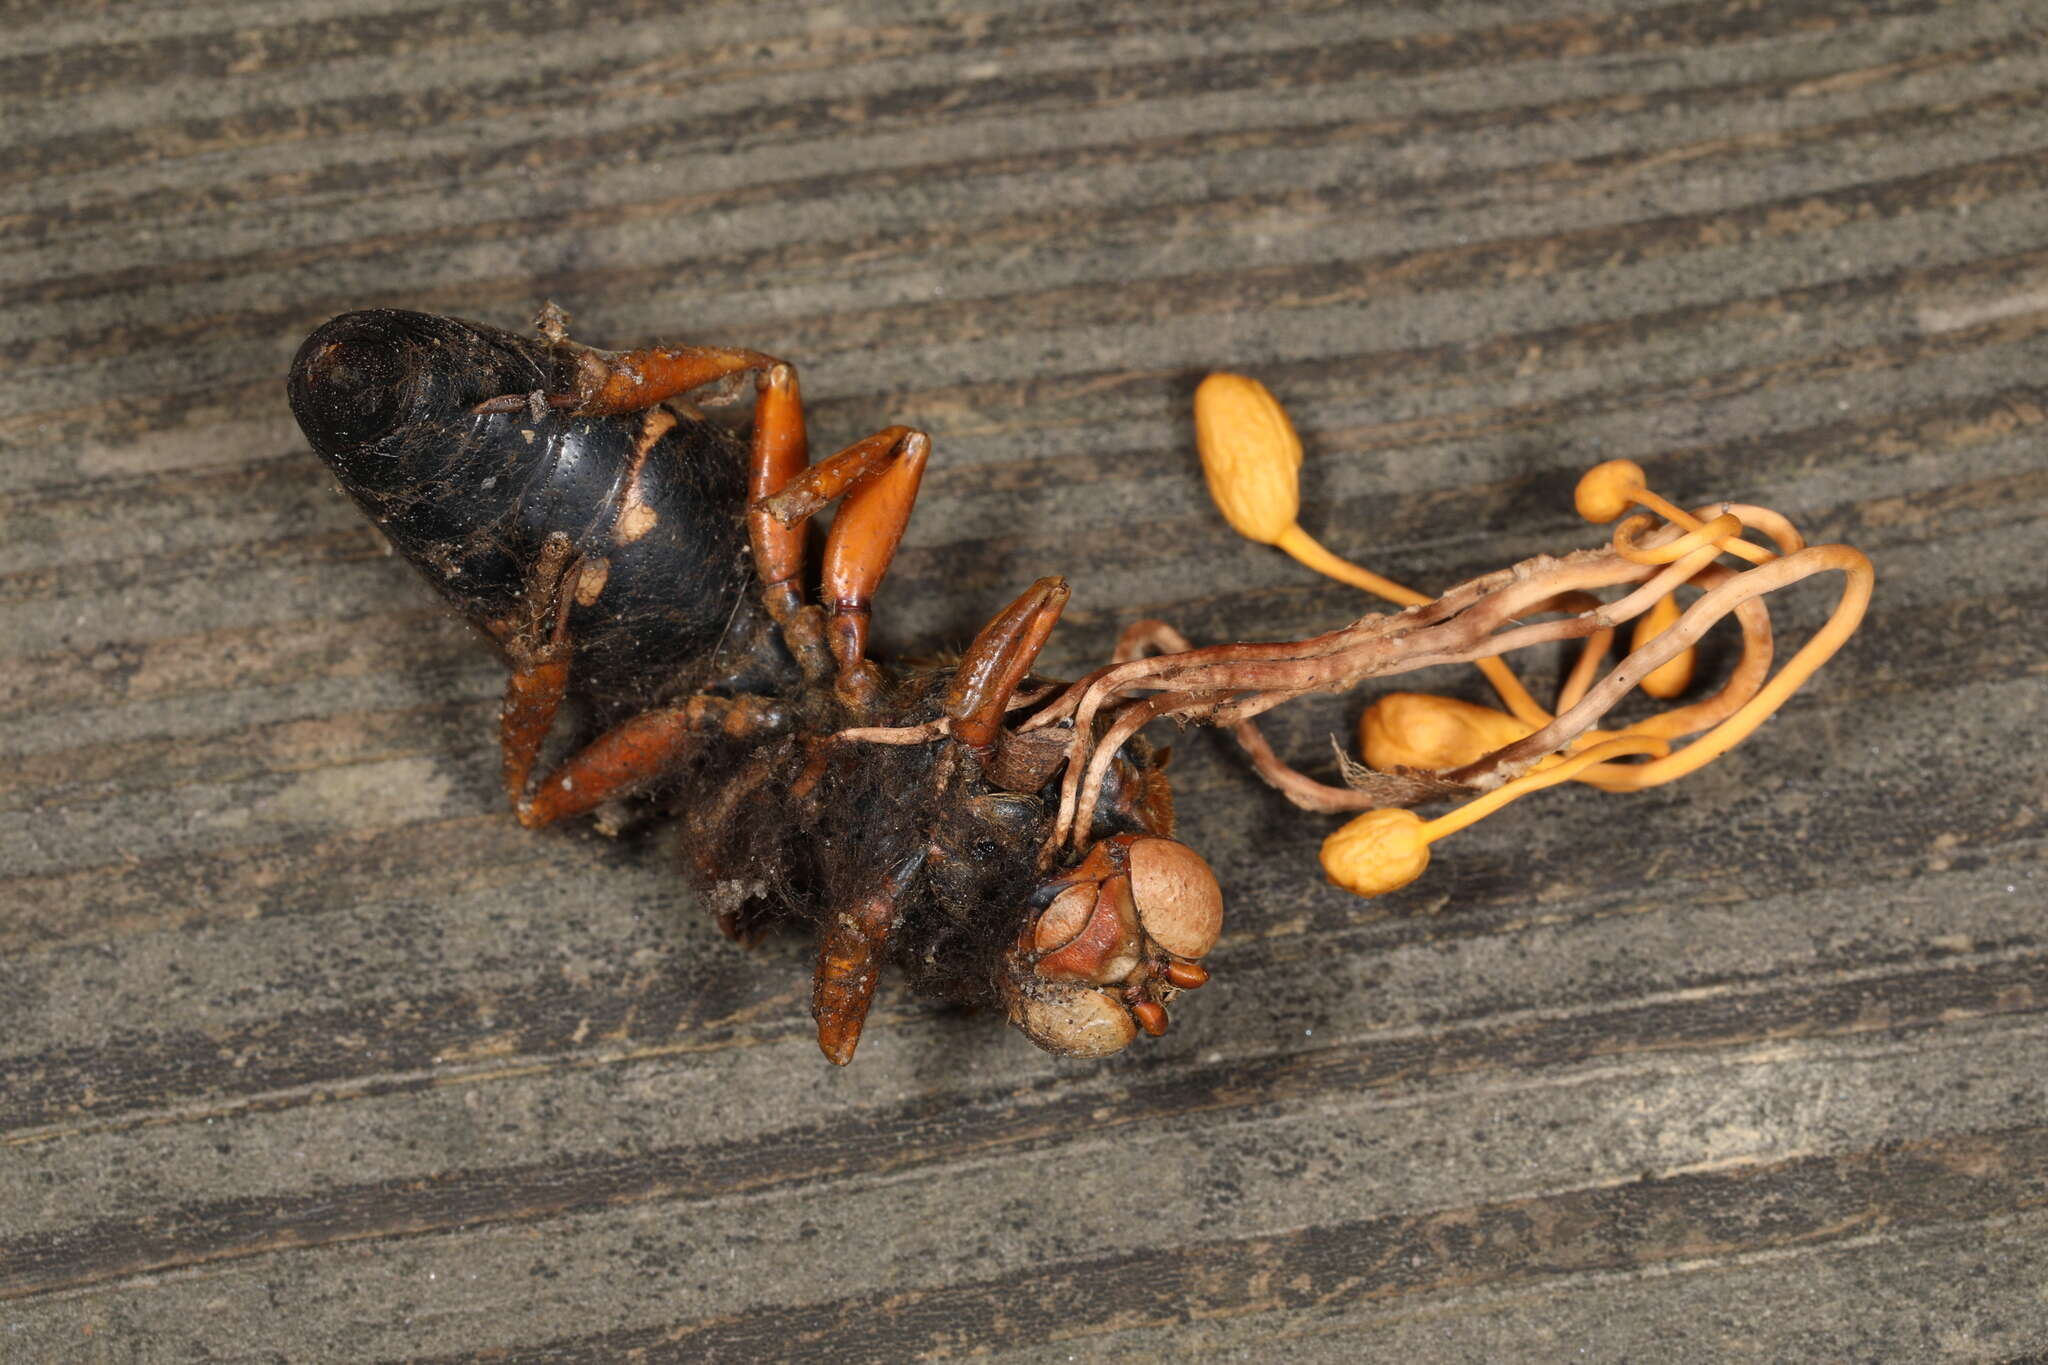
[3,0,2044,1358]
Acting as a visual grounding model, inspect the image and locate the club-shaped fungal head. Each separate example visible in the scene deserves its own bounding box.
[1000,834,1224,1058]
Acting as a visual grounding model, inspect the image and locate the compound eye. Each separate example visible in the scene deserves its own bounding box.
[1031,883,1098,954]
[1008,981,1138,1058]
[1125,836,1224,961]
[1030,877,1142,986]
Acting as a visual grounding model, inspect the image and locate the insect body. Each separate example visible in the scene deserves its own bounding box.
[289,307,1224,1065]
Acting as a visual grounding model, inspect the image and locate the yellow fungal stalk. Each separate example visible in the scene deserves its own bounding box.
[1322,737,1672,898]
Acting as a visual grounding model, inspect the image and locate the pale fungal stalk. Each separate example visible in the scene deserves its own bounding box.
[1019,376,1873,894]
[1195,373,1555,729]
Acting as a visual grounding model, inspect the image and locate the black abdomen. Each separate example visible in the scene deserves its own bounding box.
[289,309,755,706]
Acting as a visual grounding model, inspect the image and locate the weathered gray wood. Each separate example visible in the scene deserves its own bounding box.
[2,1,2044,1359]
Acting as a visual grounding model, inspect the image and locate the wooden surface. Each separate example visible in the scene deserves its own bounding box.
[4,2,2046,1359]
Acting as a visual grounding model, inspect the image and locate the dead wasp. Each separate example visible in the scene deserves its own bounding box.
[289,307,1872,1064]
[288,306,1223,1065]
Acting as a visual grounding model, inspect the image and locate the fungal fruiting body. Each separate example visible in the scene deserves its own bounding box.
[1178,374,1874,900]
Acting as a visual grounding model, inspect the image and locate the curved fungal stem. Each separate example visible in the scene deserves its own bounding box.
[1321,734,1675,897]
[1231,720,1365,813]
[1274,522,1552,728]
[1613,510,1746,566]
[1717,502,1805,557]
[1448,543,1870,789]
[1576,459,1777,565]
[1065,375,1879,898]
[1572,544,1872,790]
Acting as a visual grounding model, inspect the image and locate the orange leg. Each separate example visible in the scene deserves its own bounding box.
[565,345,779,415]
[943,576,1069,755]
[755,425,932,710]
[757,426,919,526]
[820,431,929,703]
[744,364,834,681]
[475,341,782,419]
[810,850,927,1066]
[473,305,776,418]
[518,694,788,828]
[747,364,809,618]
[539,314,781,414]
[496,534,581,806]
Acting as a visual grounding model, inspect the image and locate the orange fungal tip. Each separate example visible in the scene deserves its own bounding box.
[1189,379,1554,730]
[1362,692,1534,772]
[1575,459,1650,523]
[1193,372,1303,546]
[1320,808,1431,898]
[1632,593,1696,699]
